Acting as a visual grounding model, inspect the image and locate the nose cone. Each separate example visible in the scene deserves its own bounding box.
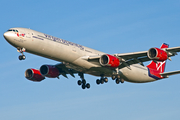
[3,32,13,40]
[3,31,17,47]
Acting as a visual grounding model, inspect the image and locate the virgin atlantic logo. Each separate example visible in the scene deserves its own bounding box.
[16,33,25,38]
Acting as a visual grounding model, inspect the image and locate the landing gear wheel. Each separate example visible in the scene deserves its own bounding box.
[96,79,100,85]
[19,55,26,60]
[104,77,108,83]
[19,55,23,60]
[100,79,104,84]
[86,83,90,89]
[116,79,120,84]
[77,80,82,85]
[121,79,124,83]
[112,75,116,80]
[22,55,26,60]
[17,48,26,60]
[82,79,86,84]
[82,84,86,89]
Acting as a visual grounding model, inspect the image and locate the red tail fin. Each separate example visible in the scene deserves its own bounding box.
[147,43,169,74]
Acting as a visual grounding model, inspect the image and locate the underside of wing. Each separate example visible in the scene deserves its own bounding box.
[55,63,79,78]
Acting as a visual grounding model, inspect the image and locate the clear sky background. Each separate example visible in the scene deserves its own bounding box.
[1,0,180,120]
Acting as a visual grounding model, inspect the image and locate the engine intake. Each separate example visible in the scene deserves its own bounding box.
[25,69,45,82]
[40,65,60,78]
[147,47,168,61]
[99,54,120,68]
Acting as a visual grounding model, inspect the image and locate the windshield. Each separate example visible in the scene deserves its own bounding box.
[7,29,18,32]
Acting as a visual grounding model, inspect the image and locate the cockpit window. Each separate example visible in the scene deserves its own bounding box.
[7,29,18,32]
[8,29,13,31]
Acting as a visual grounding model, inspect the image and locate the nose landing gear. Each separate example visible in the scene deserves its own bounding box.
[19,55,26,60]
[17,48,26,60]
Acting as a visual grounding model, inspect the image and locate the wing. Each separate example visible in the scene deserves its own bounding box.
[114,51,150,68]
[166,46,180,53]
[55,63,78,78]
[86,46,180,69]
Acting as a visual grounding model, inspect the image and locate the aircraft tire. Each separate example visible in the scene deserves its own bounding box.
[19,55,23,60]
[22,55,26,60]
[121,79,124,83]
[96,79,100,85]
[112,75,116,80]
[77,80,82,85]
[86,83,90,89]
[82,79,86,84]
[117,75,120,79]
[116,79,120,84]
[82,84,86,89]
[104,77,108,83]
[100,79,104,84]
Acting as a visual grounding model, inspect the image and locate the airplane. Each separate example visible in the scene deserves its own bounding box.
[3,27,180,89]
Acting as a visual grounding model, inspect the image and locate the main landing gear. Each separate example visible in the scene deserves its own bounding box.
[96,75,108,85]
[112,74,124,84]
[77,73,90,89]
[17,48,26,60]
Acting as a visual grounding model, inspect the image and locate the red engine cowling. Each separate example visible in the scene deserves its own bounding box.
[99,54,120,68]
[40,65,60,78]
[147,47,168,61]
[25,69,45,82]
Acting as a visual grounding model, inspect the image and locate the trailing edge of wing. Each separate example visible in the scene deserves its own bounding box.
[55,63,77,78]
[160,70,180,78]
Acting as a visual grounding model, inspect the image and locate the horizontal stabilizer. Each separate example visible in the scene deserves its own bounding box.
[160,70,180,78]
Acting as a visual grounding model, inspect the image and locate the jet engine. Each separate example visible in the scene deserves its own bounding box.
[99,54,120,68]
[40,65,60,78]
[147,47,168,61]
[25,69,45,82]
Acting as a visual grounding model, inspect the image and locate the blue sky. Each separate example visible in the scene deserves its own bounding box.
[1,0,180,120]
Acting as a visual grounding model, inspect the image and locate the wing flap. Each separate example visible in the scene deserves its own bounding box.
[55,63,78,78]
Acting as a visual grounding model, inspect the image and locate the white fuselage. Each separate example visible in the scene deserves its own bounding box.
[4,28,156,83]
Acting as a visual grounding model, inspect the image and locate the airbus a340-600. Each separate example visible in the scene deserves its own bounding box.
[3,28,180,89]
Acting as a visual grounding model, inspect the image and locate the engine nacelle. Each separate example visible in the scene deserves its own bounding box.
[40,65,60,78]
[25,69,45,82]
[99,54,120,68]
[147,47,168,61]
